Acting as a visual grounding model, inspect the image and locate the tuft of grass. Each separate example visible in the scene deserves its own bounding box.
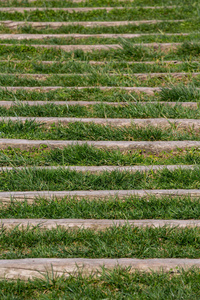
[160,84,200,102]
[0,225,200,259]
[0,268,199,299]
[0,120,200,141]
[0,195,200,219]
[0,102,200,119]
[1,145,200,167]
[0,167,200,191]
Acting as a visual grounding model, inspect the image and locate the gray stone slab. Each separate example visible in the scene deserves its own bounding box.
[0,189,200,203]
[0,101,198,108]
[1,218,200,230]
[0,139,199,153]
[1,117,200,129]
[0,258,200,280]
[0,20,184,29]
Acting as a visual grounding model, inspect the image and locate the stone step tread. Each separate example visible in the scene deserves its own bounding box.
[0,20,184,29]
[1,116,200,129]
[0,139,199,153]
[1,189,200,203]
[1,218,200,230]
[1,258,200,280]
[1,72,198,78]
[0,6,182,12]
[0,33,189,39]
[0,165,197,173]
[0,86,189,95]
[0,101,198,108]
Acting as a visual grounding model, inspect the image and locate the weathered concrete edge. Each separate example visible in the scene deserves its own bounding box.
[0,189,200,203]
[0,6,182,12]
[2,72,199,79]
[0,165,198,173]
[0,33,189,39]
[0,101,198,108]
[0,87,164,95]
[0,258,200,280]
[0,59,193,64]
[0,139,200,153]
[0,43,181,52]
[1,117,200,129]
[0,20,184,29]
[1,219,200,230]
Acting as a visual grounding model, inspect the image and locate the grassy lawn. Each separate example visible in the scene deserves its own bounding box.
[1,60,199,73]
[1,195,200,219]
[0,167,200,190]
[0,145,200,166]
[0,268,199,299]
[0,225,200,259]
[1,102,200,118]
[0,41,199,62]
[0,84,199,102]
[0,120,200,141]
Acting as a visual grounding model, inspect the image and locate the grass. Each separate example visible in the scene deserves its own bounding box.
[1,102,200,119]
[0,7,197,21]
[160,84,200,102]
[0,87,154,102]
[0,41,199,62]
[0,120,200,141]
[1,167,200,191]
[0,59,199,74]
[0,84,199,102]
[1,145,200,167]
[0,195,200,219]
[0,73,199,87]
[0,225,200,259]
[0,268,199,299]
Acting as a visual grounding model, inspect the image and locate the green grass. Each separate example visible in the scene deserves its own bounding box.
[1,195,200,219]
[1,145,200,167]
[0,225,200,259]
[1,85,199,102]
[0,41,199,62]
[0,268,199,299]
[1,102,200,119]
[0,120,200,141]
[0,59,199,74]
[0,87,154,102]
[160,84,200,102]
[0,7,197,22]
[1,167,200,191]
[0,73,199,87]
